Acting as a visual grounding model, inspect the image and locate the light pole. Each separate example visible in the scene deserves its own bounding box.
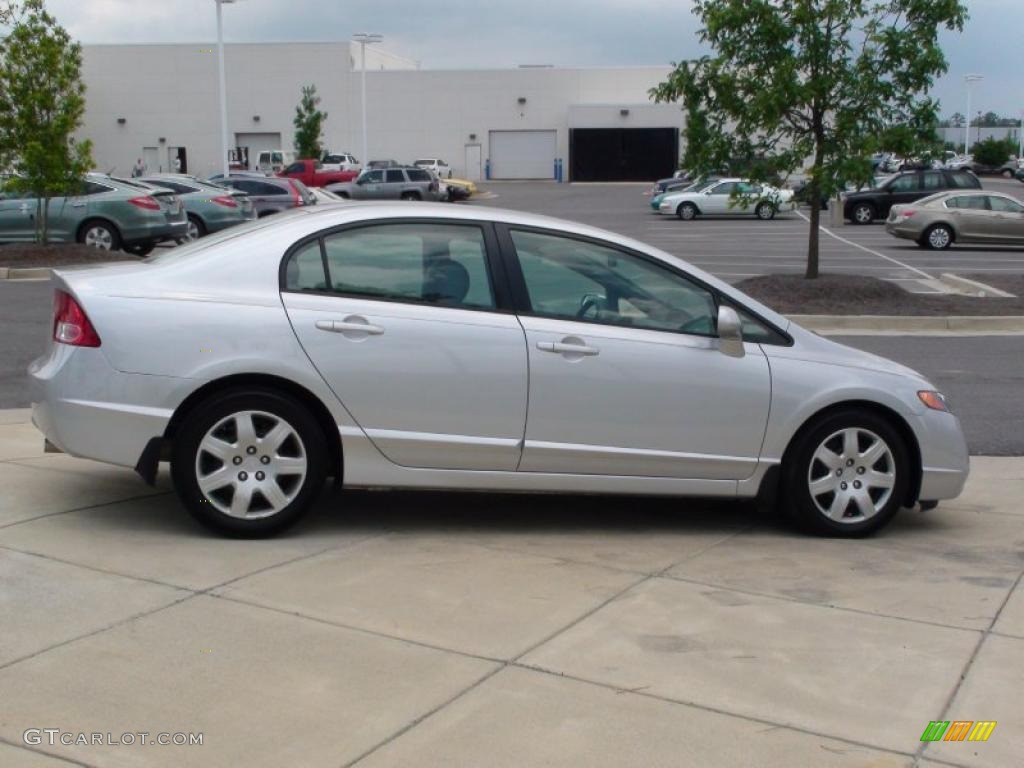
[352,33,383,168]
[215,0,240,178]
[963,74,983,155]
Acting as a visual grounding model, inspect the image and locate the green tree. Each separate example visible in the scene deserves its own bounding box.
[0,0,92,244]
[293,84,327,160]
[652,0,967,279]
[970,137,1015,167]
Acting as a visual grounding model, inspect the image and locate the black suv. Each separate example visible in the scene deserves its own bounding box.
[843,169,981,224]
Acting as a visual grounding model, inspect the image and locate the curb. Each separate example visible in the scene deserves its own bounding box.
[0,266,51,280]
[792,314,1024,334]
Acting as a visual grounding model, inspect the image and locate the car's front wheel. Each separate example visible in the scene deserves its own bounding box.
[171,389,328,537]
[755,201,776,220]
[676,202,698,221]
[782,409,910,537]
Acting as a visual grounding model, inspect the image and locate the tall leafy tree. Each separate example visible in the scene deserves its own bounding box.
[652,0,967,279]
[293,84,327,160]
[0,0,92,244]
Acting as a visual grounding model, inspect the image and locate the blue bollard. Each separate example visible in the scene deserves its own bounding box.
[485,158,491,181]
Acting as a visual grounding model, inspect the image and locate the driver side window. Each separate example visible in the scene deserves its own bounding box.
[510,230,718,336]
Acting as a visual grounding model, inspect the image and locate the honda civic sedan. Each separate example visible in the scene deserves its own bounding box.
[29,204,968,537]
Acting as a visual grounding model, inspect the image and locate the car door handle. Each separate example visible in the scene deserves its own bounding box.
[537,341,599,356]
[315,318,385,335]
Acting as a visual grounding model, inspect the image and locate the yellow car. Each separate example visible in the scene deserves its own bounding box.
[444,178,477,196]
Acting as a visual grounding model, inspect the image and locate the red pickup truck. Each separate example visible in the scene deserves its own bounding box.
[277,159,358,187]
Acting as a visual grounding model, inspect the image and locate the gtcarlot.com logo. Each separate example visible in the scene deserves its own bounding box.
[921,721,996,742]
[24,729,203,747]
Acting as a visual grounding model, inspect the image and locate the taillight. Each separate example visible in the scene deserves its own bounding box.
[128,195,161,211]
[290,184,302,205]
[901,210,915,218]
[53,290,101,347]
[212,195,238,208]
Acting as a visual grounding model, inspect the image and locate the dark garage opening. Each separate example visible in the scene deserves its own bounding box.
[570,128,678,182]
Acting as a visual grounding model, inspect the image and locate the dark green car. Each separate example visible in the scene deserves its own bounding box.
[141,174,256,241]
[0,173,187,255]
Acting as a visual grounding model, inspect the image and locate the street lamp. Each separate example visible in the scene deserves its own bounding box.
[963,74,983,155]
[215,0,241,178]
[352,33,383,168]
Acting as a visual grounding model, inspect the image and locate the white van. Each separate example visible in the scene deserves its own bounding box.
[254,150,295,174]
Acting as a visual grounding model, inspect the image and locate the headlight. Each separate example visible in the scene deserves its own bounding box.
[918,391,951,412]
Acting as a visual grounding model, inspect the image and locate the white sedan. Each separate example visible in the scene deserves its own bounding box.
[659,178,795,220]
[30,204,967,538]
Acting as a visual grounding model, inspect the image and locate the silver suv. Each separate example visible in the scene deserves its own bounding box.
[325,167,441,201]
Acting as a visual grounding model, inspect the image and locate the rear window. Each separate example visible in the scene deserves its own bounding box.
[149,180,197,194]
[406,169,431,182]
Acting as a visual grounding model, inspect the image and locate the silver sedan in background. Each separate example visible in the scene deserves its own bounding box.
[30,204,967,537]
[886,190,1024,249]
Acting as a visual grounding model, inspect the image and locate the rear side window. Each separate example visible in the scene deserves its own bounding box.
[258,182,289,196]
[948,172,980,189]
[921,171,945,190]
[84,181,113,195]
[887,175,918,192]
[385,170,405,183]
[406,169,431,182]
[283,223,496,311]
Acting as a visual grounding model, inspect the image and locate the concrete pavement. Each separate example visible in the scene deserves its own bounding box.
[1,409,1021,768]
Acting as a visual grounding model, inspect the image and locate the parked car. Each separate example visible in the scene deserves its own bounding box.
[321,153,360,173]
[141,174,255,241]
[366,159,400,170]
[658,178,795,220]
[208,171,268,183]
[842,169,981,224]
[1016,167,1024,184]
[971,159,1021,178]
[0,173,186,255]
[885,190,1024,249]
[254,150,295,174]
[216,175,315,217]
[307,187,348,205]
[278,159,358,188]
[413,158,452,178]
[325,167,441,201]
[29,203,968,538]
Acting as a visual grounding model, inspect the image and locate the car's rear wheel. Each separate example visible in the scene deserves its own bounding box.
[924,224,953,250]
[755,201,776,220]
[850,203,875,225]
[400,191,421,201]
[78,220,120,251]
[782,409,910,537]
[1002,169,1014,179]
[676,202,698,221]
[171,389,328,537]
[185,215,205,242]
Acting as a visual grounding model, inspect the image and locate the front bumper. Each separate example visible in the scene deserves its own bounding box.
[914,408,970,501]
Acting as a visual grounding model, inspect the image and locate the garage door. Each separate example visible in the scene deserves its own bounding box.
[235,132,282,171]
[570,128,678,182]
[489,130,556,180]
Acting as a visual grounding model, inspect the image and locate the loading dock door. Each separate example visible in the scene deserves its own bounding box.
[570,128,678,182]
[489,130,556,180]
[235,132,282,171]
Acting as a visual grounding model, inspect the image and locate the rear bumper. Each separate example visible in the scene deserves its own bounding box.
[884,220,924,241]
[121,216,188,245]
[30,344,186,469]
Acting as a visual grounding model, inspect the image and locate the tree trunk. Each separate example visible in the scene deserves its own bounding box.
[805,184,820,279]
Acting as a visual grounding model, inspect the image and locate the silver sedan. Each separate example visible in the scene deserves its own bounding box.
[30,204,968,537]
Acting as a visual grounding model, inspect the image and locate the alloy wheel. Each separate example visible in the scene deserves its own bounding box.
[928,226,951,250]
[853,205,873,224]
[194,410,308,519]
[185,219,200,241]
[84,226,114,250]
[806,427,895,523]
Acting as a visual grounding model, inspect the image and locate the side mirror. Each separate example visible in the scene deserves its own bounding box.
[717,305,745,358]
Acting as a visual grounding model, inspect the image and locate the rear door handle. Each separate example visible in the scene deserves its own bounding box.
[315,318,385,336]
[537,341,599,356]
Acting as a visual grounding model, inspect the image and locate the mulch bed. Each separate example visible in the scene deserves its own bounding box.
[0,243,136,268]
[737,273,1024,316]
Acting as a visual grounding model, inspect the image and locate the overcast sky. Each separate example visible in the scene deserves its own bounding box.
[42,0,1021,119]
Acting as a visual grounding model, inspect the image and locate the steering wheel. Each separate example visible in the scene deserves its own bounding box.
[576,293,604,319]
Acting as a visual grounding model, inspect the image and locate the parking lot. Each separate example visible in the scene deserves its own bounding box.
[3,182,1023,767]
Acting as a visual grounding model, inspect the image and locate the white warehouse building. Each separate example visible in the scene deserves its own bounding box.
[78,42,684,182]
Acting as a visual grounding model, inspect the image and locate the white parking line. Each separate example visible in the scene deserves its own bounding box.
[795,210,934,280]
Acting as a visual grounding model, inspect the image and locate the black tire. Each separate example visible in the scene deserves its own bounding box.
[77,219,121,251]
[124,243,155,257]
[187,214,206,241]
[171,389,328,537]
[1002,169,1013,179]
[755,201,776,220]
[400,191,421,201]
[850,203,875,225]
[922,224,954,250]
[781,408,910,537]
[676,202,698,221]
